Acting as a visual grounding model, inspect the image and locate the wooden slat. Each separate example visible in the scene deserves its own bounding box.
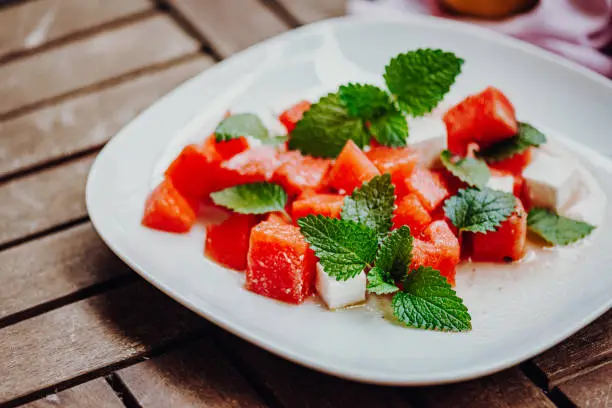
[0,55,213,178]
[0,155,93,247]
[214,329,413,408]
[556,361,612,408]
[118,337,266,408]
[276,0,345,25]
[0,13,199,116]
[534,311,611,386]
[168,0,288,58]
[0,223,130,321]
[417,369,555,408]
[23,378,123,408]
[0,280,206,405]
[0,0,152,59]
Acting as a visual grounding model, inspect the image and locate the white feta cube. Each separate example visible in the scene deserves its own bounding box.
[523,152,580,211]
[315,262,366,309]
[486,175,514,194]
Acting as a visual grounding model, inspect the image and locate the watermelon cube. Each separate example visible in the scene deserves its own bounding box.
[488,148,532,176]
[410,220,460,285]
[328,140,380,193]
[165,144,220,199]
[402,168,450,212]
[392,193,432,234]
[273,151,331,196]
[205,213,258,271]
[291,194,345,223]
[204,133,249,161]
[217,146,281,191]
[279,100,311,133]
[444,87,518,155]
[246,219,316,303]
[142,179,198,233]
[366,146,418,194]
[466,199,527,262]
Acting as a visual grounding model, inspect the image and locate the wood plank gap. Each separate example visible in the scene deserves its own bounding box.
[0,215,89,253]
[520,360,567,407]
[0,51,203,122]
[258,0,301,28]
[155,0,223,61]
[546,388,577,408]
[0,0,30,10]
[0,273,137,330]
[0,330,207,408]
[208,326,285,408]
[0,9,157,65]
[105,374,143,408]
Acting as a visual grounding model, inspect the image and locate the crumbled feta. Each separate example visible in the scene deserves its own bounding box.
[523,152,580,211]
[486,175,514,194]
[315,262,366,309]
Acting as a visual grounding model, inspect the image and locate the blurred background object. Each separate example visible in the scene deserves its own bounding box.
[349,0,612,77]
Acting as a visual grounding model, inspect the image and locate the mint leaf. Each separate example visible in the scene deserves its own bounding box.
[338,83,394,120]
[527,208,595,246]
[375,226,413,281]
[288,93,369,158]
[440,150,490,188]
[444,187,516,233]
[392,266,471,331]
[369,110,409,147]
[478,122,547,162]
[384,49,463,117]
[216,113,269,142]
[297,215,378,280]
[367,267,399,295]
[210,182,287,214]
[341,174,395,236]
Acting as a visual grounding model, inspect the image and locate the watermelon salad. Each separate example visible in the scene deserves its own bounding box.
[142,49,596,332]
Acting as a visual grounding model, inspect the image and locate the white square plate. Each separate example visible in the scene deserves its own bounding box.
[86,15,612,385]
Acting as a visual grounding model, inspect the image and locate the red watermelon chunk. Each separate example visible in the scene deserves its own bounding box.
[279,100,311,133]
[165,144,220,199]
[328,140,380,193]
[246,219,316,304]
[488,148,532,176]
[466,199,527,262]
[204,133,249,161]
[392,193,432,234]
[444,87,518,155]
[292,194,345,223]
[217,146,281,191]
[366,146,418,194]
[205,213,258,271]
[402,168,450,213]
[410,220,460,285]
[142,179,198,233]
[273,151,331,196]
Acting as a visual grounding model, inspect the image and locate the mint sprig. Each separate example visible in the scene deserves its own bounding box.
[444,187,516,233]
[341,174,395,237]
[367,267,399,295]
[527,208,595,246]
[216,113,269,142]
[369,110,409,148]
[392,266,471,331]
[477,122,547,162]
[384,49,464,117]
[374,226,413,281]
[440,150,490,188]
[210,182,287,214]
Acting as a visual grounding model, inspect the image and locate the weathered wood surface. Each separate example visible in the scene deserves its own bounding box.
[22,379,124,408]
[0,55,213,178]
[556,361,612,408]
[0,14,199,116]
[118,337,266,408]
[276,0,345,24]
[167,0,289,58]
[0,0,153,59]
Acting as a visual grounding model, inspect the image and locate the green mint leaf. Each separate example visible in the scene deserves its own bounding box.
[527,208,595,246]
[216,113,269,142]
[341,174,395,236]
[338,83,395,120]
[297,215,378,280]
[392,266,471,331]
[375,226,413,281]
[369,110,409,147]
[210,182,287,214]
[288,93,369,158]
[367,267,399,295]
[384,49,464,117]
[440,150,491,188]
[444,187,516,233]
[477,122,547,162]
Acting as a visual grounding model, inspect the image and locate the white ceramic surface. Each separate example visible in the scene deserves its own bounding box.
[86,15,612,385]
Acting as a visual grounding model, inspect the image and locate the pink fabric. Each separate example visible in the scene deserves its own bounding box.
[348,0,612,77]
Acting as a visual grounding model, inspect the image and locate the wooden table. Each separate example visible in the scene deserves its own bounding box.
[0,1,609,407]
